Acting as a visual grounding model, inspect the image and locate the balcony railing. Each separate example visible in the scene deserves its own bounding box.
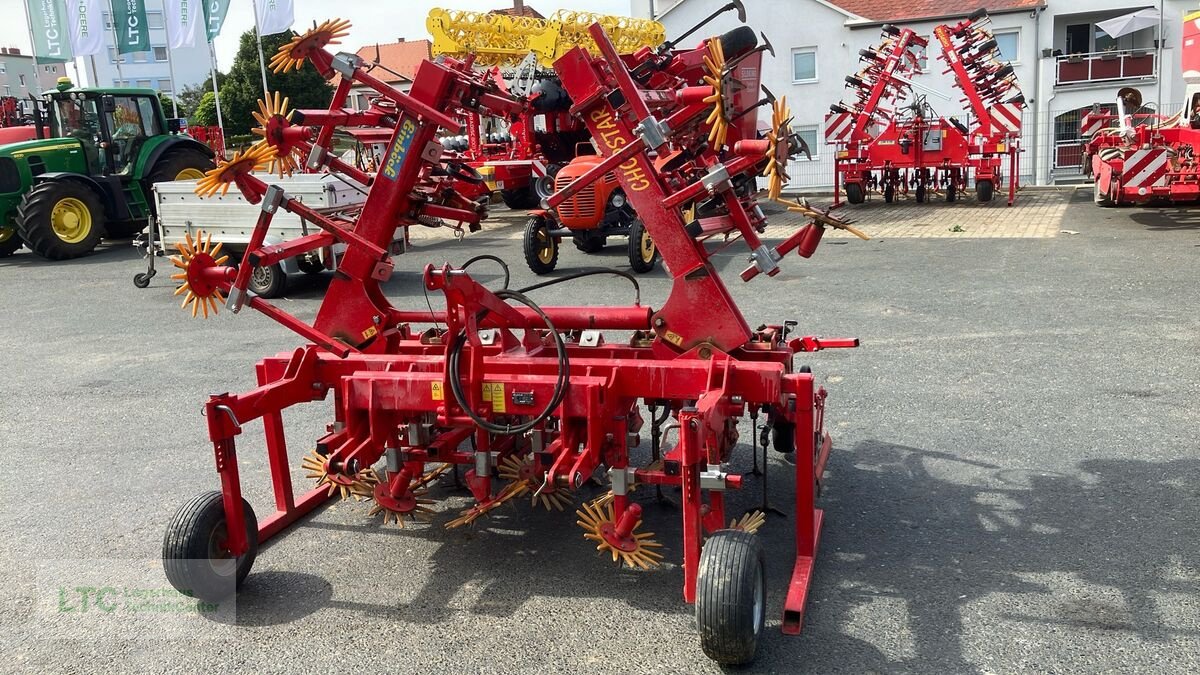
[1055,49,1156,86]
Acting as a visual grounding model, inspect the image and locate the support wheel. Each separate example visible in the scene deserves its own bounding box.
[696,530,767,665]
[627,219,658,273]
[162,491,258,602]
[946,182,957,203]
[883,184,895,203]
[523,215,558,274]
[771,420,796,454]
[133,271,154,288]
[500,186,539,210]
[16,180,106,260]
[915,184,926,203]
[1094,180,1115,207]
[976,179,995,203]
[845,182,865,204]
[249,262,287,298]
[572,232,606,253]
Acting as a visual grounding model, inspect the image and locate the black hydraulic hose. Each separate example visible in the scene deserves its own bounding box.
[516,268,641,306]
[461,254,511,290]
[447,289,569,436]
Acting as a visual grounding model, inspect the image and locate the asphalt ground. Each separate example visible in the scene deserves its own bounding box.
[0,190,1197,673]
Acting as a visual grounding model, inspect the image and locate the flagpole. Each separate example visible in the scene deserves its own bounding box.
[108,13,125,87]
[250,0,272,98]
[88,55,99,87]
[20,0,44,95]
[208,40,226,150]
[163,41,181,117]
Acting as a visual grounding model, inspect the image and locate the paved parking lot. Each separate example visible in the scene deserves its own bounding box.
[0,189,1197,672]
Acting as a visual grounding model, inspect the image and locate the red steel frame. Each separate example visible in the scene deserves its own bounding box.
[829,13,1022,206]
[180,19,858,641]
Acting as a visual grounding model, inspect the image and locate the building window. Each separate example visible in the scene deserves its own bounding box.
[914,38,929,71]
[994,30,1020,62]
[2,85,9,96]
[795,125,819,159]
[153,47,168,62]
[147,12,165,29]
[109,48,126,64]
[158,79,173,93]
[792,47,817,83]
[0,63,6,74]
[103,13,112,30]
[132,51,150,63]
[136,79,152,88]
[18,74,25,88]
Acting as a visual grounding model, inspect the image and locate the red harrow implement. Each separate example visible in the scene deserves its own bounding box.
[162,9,865,665]
[826,9,1024,206]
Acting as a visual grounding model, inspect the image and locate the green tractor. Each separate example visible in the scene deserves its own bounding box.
[0,85,216,260]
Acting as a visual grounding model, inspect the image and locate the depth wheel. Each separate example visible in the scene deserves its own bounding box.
[883,184,895,203]
[976,179,995,203]
[845,182,865,204]
[946,182,957,203]
[523,215,558,274]
[1094,179,1115,207]
[696,530,767,665]
[627,219,658,273]
[162,491,258,602]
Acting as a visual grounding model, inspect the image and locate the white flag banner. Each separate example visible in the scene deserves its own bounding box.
[255,0,295,36]
[65,0,105,56]
[164,0,205,49]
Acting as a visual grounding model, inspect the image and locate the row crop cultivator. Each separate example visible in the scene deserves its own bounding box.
[161,5,865,665]
[825,9,1024,206]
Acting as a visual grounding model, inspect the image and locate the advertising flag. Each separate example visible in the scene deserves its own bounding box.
[203,0,232,42]
[111,0,150,55]
[65,0,105,56]
[165,0,205,50]
[26,0,73,62]
[255,0,295,36]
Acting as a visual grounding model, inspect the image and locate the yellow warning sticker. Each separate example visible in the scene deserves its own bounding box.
[663,330,684,347]
[484,382,506,413]
[431,381,444,401]
[362,325,378,341]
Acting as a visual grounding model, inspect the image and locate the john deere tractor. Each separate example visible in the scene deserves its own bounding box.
[0,84,215,260]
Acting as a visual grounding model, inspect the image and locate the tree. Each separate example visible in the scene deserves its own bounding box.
[177,72,226,119]
[158,93,180,119]
[217,29,333,135]
[192,91,218,126]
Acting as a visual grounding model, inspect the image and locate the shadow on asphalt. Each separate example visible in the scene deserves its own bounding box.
[1128,208,1200,231]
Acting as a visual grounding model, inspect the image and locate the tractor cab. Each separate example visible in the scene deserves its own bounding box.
[40,88,167,177]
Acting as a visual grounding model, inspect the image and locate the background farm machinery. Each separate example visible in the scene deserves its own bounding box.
[825,9,1024,206]
[161,5,865,666]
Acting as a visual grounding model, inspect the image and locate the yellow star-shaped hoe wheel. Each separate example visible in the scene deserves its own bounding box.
[576,496,663,570]
[194,143,275,198]
[702,37,730,148]
[170,230,230,318]
[299,449,380,501]
[270,18,352,73]
[765,96,794,201]
[498,454,572,511]
[251,91,302,178]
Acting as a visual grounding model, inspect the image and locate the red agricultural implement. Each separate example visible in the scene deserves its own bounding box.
[826,9,1024,206]
[161,8,866,665]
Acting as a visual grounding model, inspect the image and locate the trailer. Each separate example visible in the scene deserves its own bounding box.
[825,9,1023,206]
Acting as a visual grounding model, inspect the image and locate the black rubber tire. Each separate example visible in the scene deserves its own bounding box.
[133,272,152,288]
[845,182,865,204]
[772,420,796,454]
[1094,180,1115,207]
[696,530,767,666]
[162,491,258,603]
[248,262,287,298]
[297,255,325,275]
[946,182,957,203]
[523,215,558,275]
[501,187,539,210]
[145,148,215,185]
[915,185,926,203]
[16,180,106,260]
[976,179,995,203]
[718,25,758,62]
[627,219,658,274]
[572,232,606,253]
[883,184,895,203]
[0,226,21,257]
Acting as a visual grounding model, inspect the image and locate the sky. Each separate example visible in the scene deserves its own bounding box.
[1,0,634,68]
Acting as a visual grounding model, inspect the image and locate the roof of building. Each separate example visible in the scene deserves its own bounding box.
[350,39,430,82]
[489,5,545,20]
[829,0,1043,23]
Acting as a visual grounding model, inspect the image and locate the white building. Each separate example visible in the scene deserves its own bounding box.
[632,0,1192,186]
[80,0,211,98]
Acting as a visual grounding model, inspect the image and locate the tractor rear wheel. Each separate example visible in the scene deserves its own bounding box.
[628,219,658,273]
[523,215,558,274]
[0,225,21,257]
[501,187,539,210]
[17,180,105,260]
[104,149,215,239]
[976,179,995,203]
[572,232,605,253]
[845,182,865,204]
[696,530,767,665]
[162,491,258,603]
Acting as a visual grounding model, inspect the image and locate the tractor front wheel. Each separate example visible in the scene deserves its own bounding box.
[0,225,21,257]
[523,215,558,274]
[627,219,658,273]
[696,530,767,665]
[162,491,258,603]
[17,180,105,260]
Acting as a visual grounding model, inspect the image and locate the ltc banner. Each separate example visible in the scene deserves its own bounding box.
[203,0,232,42]
[26,0,73,62]
[65,0,106,57]
[111,0,150,55]
[164,0,204,49]
[255,0,295,36]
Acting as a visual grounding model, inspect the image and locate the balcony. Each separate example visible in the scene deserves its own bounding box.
[1055,49,1156,87]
